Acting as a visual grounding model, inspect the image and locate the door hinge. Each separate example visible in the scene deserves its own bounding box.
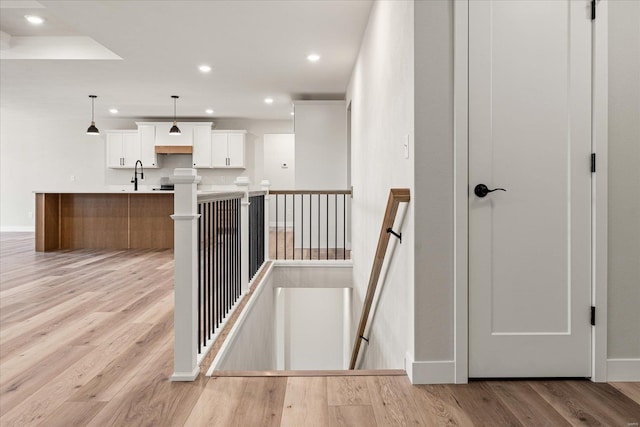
[591,153,596,173]
[591,0,596,20]
[591,306,596,326]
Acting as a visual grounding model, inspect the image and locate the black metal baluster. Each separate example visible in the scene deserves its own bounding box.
[284,194,287,259]
[317,194,320,260]
[343,194,346,260]
[301,194,303,260]
[224,199,228,317]
[216,200,221,328]
[197,203,201,353]
[326,194,329,260]
[275,194,278,260]
[210,201,214,338]
[292,194,295,260]
[309,194,312,260]
[335,194,338,260]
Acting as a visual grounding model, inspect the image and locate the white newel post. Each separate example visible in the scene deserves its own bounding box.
[261,180,271,261]
[235,178,250,293]
[170,168,201,381]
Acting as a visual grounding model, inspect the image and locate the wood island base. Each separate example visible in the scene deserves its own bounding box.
[35,192,174,252]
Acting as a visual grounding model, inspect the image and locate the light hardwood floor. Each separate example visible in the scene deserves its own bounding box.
[1,232,639,426]
[269,229,350,260]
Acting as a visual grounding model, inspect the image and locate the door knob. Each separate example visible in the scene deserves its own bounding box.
[474,184,507,198]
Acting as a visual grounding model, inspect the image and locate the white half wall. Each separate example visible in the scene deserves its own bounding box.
[346,0,415,371]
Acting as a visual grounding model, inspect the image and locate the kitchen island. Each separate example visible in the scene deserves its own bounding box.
[34,191,174,252]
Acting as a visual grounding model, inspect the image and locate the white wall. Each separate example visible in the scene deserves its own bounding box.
[264,134,295,227]
[281,288,346,370]
[215,270,276,371]
[608,0,640,360]
[346,0,415,370]
[413,0,455,366]
[0,113,291,229]
[293,100,347,190]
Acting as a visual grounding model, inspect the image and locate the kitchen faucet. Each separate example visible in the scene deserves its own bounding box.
[131,160,144,191]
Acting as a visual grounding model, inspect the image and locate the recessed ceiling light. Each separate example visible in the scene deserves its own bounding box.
[307,53,320,62]
[198,65,212,73]
[290,112,295,116]
[205,109,214,114]
[25,15,45,25]
[109,108,118,114]
[264,98,274,104]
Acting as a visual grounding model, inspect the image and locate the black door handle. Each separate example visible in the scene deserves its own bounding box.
[474,184,507,198]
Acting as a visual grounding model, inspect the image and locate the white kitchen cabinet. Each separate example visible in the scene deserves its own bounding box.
[212,130,246,168]
[138,125,159,168]
[106,131,140,168]
[192,126,213,168]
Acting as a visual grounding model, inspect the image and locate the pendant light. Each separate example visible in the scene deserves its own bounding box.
[169,95,181,135]
[86,95,99,135]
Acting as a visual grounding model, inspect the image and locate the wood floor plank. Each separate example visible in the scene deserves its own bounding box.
[565,380,640,426]
[85,338,207,427]
[184,377,248,427]
[366,375,427,426]
[329,405,378,427]
[327,376,372,406]
[37,401,107,427]
[445,382,524,427]
[611,382,640,405]
[0,344,95,416]
[489,381,571,427]
[0,312,114,382]
[410,384,475,426]
[68,312,173,402]
[528,380,608,426]
[0,322,152,426]
[231,377,287,427]
[281,376,330,427]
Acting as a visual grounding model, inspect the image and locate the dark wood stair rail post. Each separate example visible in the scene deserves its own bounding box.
[349,188,410,370]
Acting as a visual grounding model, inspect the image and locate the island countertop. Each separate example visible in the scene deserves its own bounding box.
[35,191,174,252]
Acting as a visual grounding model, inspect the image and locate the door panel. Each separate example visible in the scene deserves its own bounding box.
[469,0,592,377]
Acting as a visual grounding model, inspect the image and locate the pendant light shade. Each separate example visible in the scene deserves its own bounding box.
[86,95,99,135]
[169,95,181,135]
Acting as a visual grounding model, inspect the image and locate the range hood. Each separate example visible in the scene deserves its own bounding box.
[154,145,192,154]
[136,121,214,155]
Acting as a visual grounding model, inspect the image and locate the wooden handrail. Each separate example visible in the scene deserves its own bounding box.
[349,188,410,370]
[269,189,352,195]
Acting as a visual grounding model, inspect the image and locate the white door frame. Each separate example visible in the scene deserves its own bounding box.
[453,0,608,383]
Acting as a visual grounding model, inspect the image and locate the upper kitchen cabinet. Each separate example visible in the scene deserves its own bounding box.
[138,125,159,168]
[192,125,213,168]
[212,130,246,168]
[106,130,139,168]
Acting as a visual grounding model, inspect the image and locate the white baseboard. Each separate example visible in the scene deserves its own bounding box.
[0,226,35,232]
[170,366,200,382]
[607,358,640,381]
[405,352,455,384]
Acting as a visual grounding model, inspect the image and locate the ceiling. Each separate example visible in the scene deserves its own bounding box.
[0,0,372,121]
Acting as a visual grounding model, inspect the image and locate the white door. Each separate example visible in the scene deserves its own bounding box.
[469,0,592,377]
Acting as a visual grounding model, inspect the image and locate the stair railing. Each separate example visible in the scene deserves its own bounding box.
[349,188,410,370]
